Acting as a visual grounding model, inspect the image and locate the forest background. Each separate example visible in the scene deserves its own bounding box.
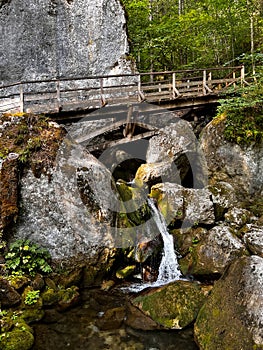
[122,0,263,74]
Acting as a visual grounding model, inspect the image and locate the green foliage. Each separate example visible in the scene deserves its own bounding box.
[122,0,263,72]
[5,239,52,276]
[24,290,40,306]
[216,74,263,145]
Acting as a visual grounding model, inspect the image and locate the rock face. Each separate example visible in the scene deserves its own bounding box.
[194,255,263,349]
[200,116,263,198]
[0,0,132,83]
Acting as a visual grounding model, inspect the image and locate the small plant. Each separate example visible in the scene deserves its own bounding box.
[5,239,52,276]
[24,290,40,305]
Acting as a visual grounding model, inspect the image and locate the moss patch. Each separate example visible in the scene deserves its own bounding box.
[133,281,206,329]
[0,113,65,233]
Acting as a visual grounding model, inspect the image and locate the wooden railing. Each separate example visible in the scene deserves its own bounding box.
[0,66,246,114]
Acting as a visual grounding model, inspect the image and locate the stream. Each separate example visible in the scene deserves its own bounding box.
[32,287,198,350]
[31,198,196,350]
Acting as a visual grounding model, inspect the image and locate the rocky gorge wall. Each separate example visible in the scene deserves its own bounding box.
[0,0,132,84]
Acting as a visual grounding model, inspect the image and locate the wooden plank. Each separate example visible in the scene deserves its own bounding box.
[142,84,172,91]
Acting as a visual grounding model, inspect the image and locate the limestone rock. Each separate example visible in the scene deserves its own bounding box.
[132,281,206,329]
[125,302,161,331]
[135,161,184,188]
[200,116,263,198]
[1,0,132,84]
[172,227,208,257]
[146,120,197,163]
[150,183,215,228]
[194,255,263,349]
[243,224,263,257]
[209,181,238,221]
[224,207,254,228]
[180,224,247,276]
[146,120,208,188]
[14,140,119,260]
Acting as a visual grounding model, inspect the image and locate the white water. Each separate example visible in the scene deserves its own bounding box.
[125,198,181,293]
[148,198,181,284]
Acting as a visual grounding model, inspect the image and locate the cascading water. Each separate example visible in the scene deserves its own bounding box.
[126,198,181,292]
[147,198,181,284]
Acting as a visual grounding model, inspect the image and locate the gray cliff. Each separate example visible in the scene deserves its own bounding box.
[0,0,132,84]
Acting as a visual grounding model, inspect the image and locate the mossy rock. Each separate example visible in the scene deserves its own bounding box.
[132,280,206,329]
[20,307,45,324]
[51,266,84,289]
[194,256,263,350]
[116,265,136,279]
[6,274,30,291]
[0,329,34,350]
[57,286,80,311]
[41,288,60,306]
[116,180,151,226]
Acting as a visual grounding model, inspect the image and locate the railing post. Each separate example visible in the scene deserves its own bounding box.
[172,72,180,98]
[100,78,106,106]
[233,71,236,88]
[241,65,245,86]
[172,73,176,98]
[202,70,207,95]
[137,74,145,101]
[56,80,61,112]
[19,84,24,113]
[208,72,212,89]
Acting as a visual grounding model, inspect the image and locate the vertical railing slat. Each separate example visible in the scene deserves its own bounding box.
[19,84,24,113]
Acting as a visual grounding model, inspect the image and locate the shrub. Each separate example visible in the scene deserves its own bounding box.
[216,71,263,145]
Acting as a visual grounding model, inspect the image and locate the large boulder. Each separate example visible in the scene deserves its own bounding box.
[135,161,182,189]
[146,120,208,188]
[200,115,263,199]
[150,183,215,228]
[179,224,248,276]
[132,281,206,329]
[14,140,119,260]
[194,255,263,349]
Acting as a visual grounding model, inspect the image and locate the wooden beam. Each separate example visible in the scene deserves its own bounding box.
[87,130,159,152]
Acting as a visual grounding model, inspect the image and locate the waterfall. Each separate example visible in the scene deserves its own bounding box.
[125,198,181,292]
[147,198,181,284]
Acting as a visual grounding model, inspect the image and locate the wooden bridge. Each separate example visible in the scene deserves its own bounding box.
[0,66,246,115]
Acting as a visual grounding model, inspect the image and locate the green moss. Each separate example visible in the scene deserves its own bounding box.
[116,265,136,279]
[194,258,258,349]
[41,288,60,306]
[116,181,151,226]
[133,281,206,329]
[0,329,34,350]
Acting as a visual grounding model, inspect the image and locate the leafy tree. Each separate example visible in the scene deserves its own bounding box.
[122,0,263,72]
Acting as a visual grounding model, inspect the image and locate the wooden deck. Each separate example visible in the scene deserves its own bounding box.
[0,66,246,115]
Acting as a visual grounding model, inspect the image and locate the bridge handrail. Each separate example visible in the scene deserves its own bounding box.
[0,66,246,114]
[0,66,244,90]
